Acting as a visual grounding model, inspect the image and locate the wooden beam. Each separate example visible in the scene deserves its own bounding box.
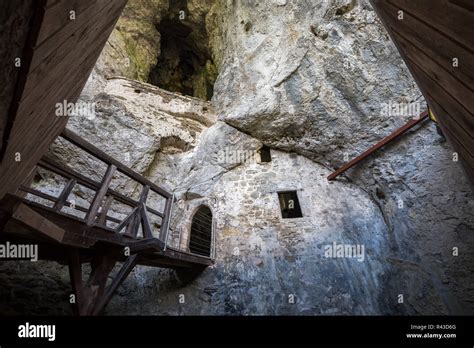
[97,195,114,226]
[12,202,65,242]
[160,195,174,242]
[61,129,172,199]
[125,185,149,238]
[91,254,138,315]
[115,206,139,234]
[85,164,116,226]
[81,251,117,315]
[327,111,429,180]
[141,203,153,239]
[128,238,164,253]
[68,249,84,316]
[53,178,76,211]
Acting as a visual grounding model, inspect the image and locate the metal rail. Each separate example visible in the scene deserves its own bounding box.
[327,110,429,180]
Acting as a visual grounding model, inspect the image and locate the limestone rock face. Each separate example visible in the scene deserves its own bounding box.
[109,150,397,315]
[95,0,168,81]
[1,0,473,316]
[93,0,217,100]
[211,0,423,167]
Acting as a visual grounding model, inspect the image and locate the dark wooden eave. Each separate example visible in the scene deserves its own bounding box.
[370,0,474,184]
[0,0,128,199]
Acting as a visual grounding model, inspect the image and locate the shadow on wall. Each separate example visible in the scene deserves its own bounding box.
[175,265,208,284]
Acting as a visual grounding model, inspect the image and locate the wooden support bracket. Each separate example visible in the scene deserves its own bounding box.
[68,249,138,316]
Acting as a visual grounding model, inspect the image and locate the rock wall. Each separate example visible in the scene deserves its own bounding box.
[1,0,473,315]
[211,0,424,167]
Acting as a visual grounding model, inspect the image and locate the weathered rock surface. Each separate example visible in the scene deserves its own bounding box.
[1,0,472,316]
[211,0,423,167]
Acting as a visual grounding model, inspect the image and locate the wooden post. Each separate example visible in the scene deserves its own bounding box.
[54,178,76,211]
[140,202,153,239]
[125,185,149,238]
[91,254,138,315]
[82,251,117,315]
[85,164,116,226]
[160,194,174,244]
[97,195,114,225]
[68,249,84,316]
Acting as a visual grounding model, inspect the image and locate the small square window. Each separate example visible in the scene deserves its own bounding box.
[278,191,303,219]
[259,145,271,163]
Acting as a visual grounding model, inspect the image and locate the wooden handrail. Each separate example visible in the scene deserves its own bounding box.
[19,128,177,248]
[61,129,172,199]
[18,185,122,224]
[86,164,116,226]
[38,156,164,217]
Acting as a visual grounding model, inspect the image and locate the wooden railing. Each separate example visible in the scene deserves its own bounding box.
[18,129,174,245]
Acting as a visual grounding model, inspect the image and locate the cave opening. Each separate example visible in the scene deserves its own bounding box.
[149,8,217,101]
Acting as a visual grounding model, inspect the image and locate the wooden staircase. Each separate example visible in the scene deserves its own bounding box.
[0,129,213,315]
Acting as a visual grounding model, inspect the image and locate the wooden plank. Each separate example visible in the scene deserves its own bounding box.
[0,0,44,157]
[423,94,474,177]
[12,202,65,243]
[19,15,120,120]
[371,0,474,183]
[0,0,126,201]
[0,0,45,152]
[53,178,76,211]
[386,29,474,137]
[327,111,429,180]
[25,0,124,96]
[31,0,125,71]
[7,4,120,150]
[85,164,116,226]
[4,2,123,158]
[36,0,100,47]
[404,56,474,160]
[16,167,38,199]
[450,0,474,12]
[162,247,214,265]
[381,0,474,89]
[0,58,91,199]
[127,237,164,253]
[387,0,474,52]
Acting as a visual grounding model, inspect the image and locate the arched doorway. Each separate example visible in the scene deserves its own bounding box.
[189,205,213,257]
